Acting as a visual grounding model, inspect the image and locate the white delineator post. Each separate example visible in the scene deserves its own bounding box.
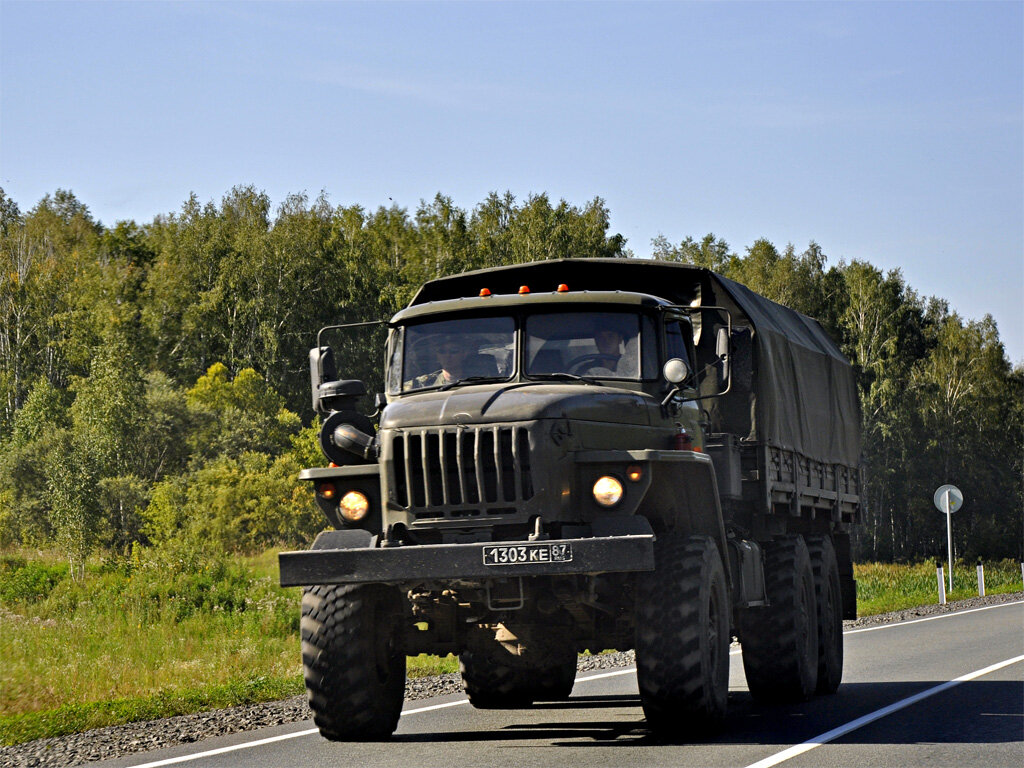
[936,562,946,605]
[976,558,985,597]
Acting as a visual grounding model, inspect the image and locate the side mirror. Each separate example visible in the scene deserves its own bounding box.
[309,346,338,413]
[716,327,731,390]
[663,357,691,385]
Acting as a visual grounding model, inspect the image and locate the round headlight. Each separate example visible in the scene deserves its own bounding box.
[592,476,624,507]
[338,490,370,523]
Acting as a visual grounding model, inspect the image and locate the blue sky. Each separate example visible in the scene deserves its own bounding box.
[2,1,1021,362]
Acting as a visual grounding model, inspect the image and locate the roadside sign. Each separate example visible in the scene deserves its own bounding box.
[934,484,964,592]
[933,484,963,513]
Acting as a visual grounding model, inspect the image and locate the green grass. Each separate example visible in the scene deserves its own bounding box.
[1,549,1021,746]
[0,676,304,747]
[853,559,1022,615]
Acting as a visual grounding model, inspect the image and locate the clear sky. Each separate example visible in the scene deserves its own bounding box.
[2,1,1021,362]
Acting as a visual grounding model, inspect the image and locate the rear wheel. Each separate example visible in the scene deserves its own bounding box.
[740,535,818,703]
[301,584,406,740]
[460,641,577,707]
[806,535,844,694]
[635,534,730,736]
[460,646,533,708]
[531,651,578,701]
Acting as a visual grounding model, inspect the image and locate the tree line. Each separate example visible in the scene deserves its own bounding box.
[0,186,1019,575]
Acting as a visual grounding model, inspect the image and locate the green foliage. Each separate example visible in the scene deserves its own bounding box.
[0,380,69,546]
[0,188,1020,564]
[185,363,300,462]
[0,556,67,603]
[167,451,321,552]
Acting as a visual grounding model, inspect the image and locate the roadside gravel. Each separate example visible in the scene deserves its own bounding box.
[3,591,1021,768]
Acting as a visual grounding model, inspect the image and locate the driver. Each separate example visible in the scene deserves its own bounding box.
[413,334,471,388]
[594,328,624,361]
[578,322,626,376]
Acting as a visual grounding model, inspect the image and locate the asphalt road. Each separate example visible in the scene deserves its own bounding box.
[96,600,1024,768]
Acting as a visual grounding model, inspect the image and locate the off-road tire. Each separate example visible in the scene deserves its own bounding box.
[635,534,730,736]
[301,584,406,740]
[806,535,844,694]
[459,644,535,708]
[531,651,578,701]
[740,535,819,703]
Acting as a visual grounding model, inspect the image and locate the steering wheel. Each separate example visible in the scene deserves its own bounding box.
[566,353,619,375]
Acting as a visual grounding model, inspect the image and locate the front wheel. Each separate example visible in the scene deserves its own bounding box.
[301,584,406,740]
[635,534,731,736]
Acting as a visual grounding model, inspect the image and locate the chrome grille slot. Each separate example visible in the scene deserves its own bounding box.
[390,426,534,519]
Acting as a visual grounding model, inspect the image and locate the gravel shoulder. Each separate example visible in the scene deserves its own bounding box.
[3,591,1022,768]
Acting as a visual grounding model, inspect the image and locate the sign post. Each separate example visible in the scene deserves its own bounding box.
[933,485,963,593]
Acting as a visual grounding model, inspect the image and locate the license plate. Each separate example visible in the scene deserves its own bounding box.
[482,543,573,566]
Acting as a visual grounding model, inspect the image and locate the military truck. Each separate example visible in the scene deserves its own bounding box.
[279,258,863,740]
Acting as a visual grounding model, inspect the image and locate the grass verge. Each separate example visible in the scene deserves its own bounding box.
[0,676,304,747]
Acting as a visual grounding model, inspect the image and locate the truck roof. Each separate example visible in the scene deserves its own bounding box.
[413,258,861,467]
[393,289,668,323]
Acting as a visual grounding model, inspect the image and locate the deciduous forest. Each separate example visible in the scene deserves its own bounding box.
[1,185,1020,573]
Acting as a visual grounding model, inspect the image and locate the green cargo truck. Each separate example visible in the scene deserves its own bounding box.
[279,258,864,740]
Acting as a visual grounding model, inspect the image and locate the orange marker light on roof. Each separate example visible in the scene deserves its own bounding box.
[557,284,569,292]
[479,288,492,297]
[518,285,530,294]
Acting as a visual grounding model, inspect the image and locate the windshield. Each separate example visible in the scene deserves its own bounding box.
[391,316,515,393]
[525,311,654,379]
[387,310,657,394]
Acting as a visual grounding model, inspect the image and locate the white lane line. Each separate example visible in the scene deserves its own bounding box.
[127,599,1024,767]
[124,729,320,768]
[741,653,1024,768]
[575,667,636,683]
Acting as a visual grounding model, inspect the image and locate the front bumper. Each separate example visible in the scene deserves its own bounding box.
[279,534,655,587]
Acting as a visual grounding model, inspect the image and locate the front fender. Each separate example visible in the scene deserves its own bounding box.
[576,449,729,586]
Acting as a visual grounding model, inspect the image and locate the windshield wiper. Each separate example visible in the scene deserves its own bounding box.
[528,372,603,386]
[438,376,502,391]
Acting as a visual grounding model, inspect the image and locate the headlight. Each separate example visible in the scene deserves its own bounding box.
[338,490,370,523]
[592,476,624,507]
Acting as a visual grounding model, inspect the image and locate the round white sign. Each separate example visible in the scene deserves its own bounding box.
[933,484,963,513]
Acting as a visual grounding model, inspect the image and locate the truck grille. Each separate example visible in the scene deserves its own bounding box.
[390,426,534,519]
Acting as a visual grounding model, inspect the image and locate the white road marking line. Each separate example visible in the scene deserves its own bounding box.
[574,667,637,683]
[124,729,321,768]
[740,653,1024,768]
[125,599,1024,767]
